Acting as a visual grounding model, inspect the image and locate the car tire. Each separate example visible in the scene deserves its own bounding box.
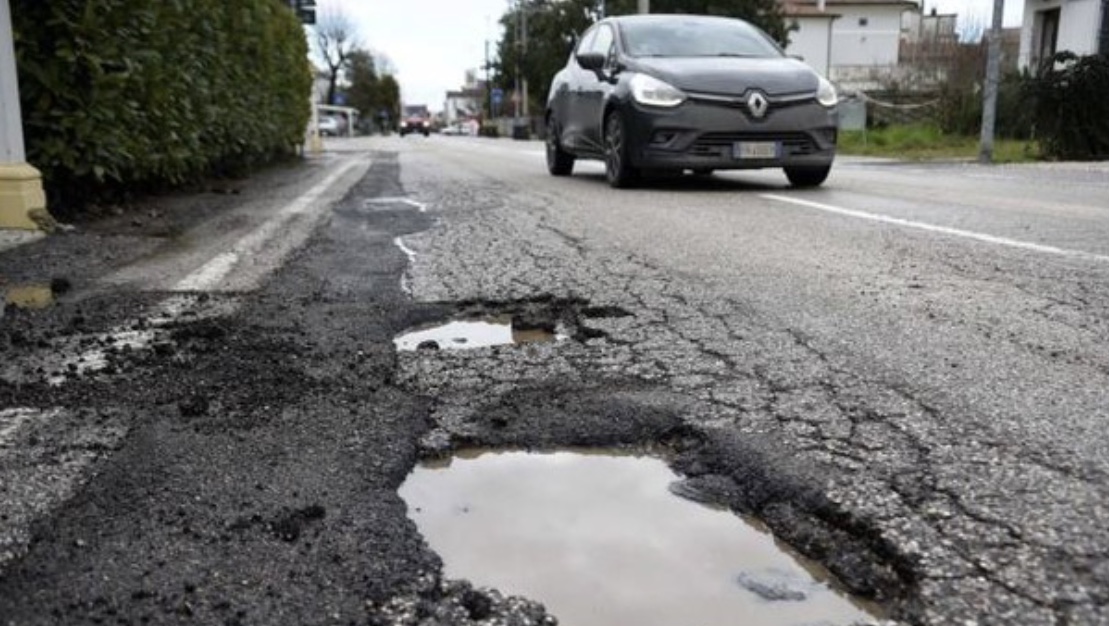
[784,165,831,188]
[546,117,575,176]
[604,110,639,188]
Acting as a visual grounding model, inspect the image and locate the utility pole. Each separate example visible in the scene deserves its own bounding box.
[978,0,1004,163]
[638,0,650,13]
[513,1,521,120]
[0,0,46,230]
[521,5,528,119]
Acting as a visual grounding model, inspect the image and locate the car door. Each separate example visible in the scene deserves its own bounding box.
[559,26,597,152]
[577,23,617,153]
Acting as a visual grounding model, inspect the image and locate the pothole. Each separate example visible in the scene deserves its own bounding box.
[399,449,885,626]
[393,298,627,352]
[393,315,566,351]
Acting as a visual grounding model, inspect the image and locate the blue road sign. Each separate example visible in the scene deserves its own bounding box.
[491,88,504,105]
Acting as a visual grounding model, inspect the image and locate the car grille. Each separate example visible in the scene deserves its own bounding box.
[689,132,819,157]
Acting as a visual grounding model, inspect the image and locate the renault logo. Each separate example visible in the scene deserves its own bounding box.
[746,91,769,119]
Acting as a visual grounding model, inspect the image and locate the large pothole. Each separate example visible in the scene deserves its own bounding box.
[399,449,886,626]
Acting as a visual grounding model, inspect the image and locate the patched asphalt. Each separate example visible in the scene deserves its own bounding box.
[2,141,1108,625]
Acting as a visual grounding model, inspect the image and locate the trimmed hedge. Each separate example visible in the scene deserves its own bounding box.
[12,0,311,211]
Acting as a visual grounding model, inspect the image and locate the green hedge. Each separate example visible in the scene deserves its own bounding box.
[1025,52,1109,160]
[12,0,311,212]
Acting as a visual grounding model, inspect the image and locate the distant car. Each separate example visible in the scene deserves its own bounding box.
[545,14,838,188]
[317,116,340,137]
[441,123,465,136]
[399,114,430,137]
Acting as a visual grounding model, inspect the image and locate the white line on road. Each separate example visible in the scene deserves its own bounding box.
[365,197,429,212]
[393,236,418,262]
[762,194,1109,264]
[175,160,363,291]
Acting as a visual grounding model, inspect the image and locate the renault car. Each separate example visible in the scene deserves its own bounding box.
[545,14,838,188]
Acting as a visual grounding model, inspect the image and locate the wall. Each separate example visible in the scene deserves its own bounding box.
[786,16,836,75]
[1019,0,1102,68]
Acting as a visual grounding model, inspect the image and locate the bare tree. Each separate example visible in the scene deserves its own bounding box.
[314,9,361,105]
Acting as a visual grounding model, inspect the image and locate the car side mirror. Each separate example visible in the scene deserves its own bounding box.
[576,52,606,71]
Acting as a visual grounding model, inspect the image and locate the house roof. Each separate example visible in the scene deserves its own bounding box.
[782,3,842,17]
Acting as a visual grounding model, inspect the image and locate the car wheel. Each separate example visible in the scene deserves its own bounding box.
[546,117,575,176]
[784,165,831,188]
[604,110,639,188]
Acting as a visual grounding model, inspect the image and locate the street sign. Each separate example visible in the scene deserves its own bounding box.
[291,0,316,24]
[491,88,504,105]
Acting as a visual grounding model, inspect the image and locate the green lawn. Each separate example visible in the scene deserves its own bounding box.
[838,125,1041,163]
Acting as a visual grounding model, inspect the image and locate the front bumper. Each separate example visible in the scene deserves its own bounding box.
[624,96,837,170]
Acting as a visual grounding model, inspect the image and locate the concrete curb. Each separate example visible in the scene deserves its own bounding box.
[0,228,44,253]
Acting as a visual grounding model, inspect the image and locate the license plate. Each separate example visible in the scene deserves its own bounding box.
[733,141,779,159]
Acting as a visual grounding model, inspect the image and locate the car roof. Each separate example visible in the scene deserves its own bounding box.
[601,13,746,26]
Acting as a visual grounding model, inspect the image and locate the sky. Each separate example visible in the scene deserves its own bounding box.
[323,0,510,111]
[321,0,1025,112]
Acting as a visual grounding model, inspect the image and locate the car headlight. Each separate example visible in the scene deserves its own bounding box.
[817,77,837,107]
[630,73,686,108]
[422,121,429,127]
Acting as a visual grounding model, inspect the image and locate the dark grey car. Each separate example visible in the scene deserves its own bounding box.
[545,14,839,188]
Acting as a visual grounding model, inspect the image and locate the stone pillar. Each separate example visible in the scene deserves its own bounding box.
[0,0,47,230]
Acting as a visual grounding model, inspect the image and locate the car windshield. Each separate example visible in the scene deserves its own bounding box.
[619,18,782,59]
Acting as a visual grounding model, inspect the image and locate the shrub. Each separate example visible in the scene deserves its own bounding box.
[12,0,311,214]
[1024,52,1109,160]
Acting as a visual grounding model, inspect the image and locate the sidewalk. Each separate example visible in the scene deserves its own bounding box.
[0,229,43,253]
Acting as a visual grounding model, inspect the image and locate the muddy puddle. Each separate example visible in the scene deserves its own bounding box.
[399,450,884,626]
[3,284,55,309]
[393,315,564,351]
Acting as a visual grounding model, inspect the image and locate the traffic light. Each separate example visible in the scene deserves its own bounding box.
[289,0,316,25]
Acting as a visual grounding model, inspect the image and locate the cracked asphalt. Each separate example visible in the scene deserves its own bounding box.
[2,136,1108,625]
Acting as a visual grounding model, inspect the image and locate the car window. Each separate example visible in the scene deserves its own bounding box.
[619,18,781,59]
[575,27,598,57]
[589,24,615,59]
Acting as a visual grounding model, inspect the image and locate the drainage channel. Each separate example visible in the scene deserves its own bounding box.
[399,449,885,626]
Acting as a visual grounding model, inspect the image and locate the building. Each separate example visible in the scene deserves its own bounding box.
[443,70,486,126]
[781,0,922,90]
[1018,0,1109,70]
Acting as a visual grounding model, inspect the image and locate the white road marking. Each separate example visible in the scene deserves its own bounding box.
[393,236,418,263]
[762,194,1109,264]
[175,160,363,291]
[365,197,429,212]
[33,162,366,387]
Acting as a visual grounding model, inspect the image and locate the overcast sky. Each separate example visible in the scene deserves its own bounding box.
[321,0,1024,112]
[323,0,509,111]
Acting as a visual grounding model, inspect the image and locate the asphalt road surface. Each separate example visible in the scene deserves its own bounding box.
[1,135,1108,625]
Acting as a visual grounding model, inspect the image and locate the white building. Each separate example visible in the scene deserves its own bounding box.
[1018,0,1108,70]
[782,0,922,89]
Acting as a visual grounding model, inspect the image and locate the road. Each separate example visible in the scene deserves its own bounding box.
[1,135,1108,625]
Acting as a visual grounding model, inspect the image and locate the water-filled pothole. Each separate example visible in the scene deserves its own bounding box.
[399,450,885,626]
[393,315,565,352]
